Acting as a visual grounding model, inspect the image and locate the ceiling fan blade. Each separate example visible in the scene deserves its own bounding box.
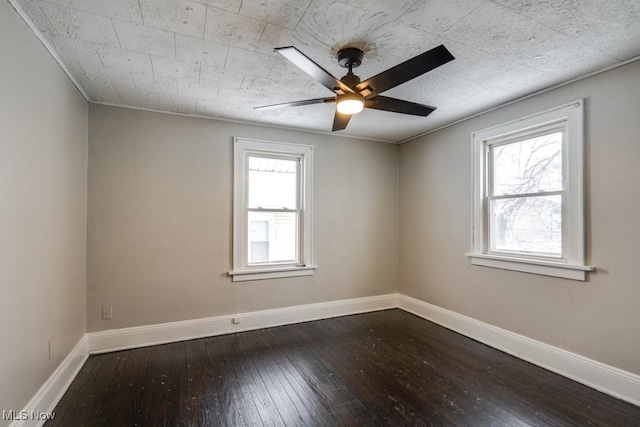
[254,97,336,110]
[332,111,351,131]
[275,46,354,94]
[365,95,436,116]
[355,45,454,98]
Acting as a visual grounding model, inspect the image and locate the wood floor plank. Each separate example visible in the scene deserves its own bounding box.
[302,317,461,425]
[46,310,640,426]
[339,313,540,425]
[274,324,374,425]
[182,337,218,425]
[241,331,310,426]
[229,333,284,425]
[213,334,262,426]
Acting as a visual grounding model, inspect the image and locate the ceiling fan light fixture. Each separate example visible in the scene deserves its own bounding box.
[259,45,454,131]
[336,93,364,115]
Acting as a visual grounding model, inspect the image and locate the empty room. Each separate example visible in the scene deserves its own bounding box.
[1,0,640,425]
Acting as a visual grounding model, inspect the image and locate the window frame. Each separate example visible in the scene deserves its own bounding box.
[230,137,315,282]
[467,99,594,280]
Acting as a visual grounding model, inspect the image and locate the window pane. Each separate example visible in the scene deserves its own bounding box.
[490,194,562,257]
[249,219,269,263]
[248,156,297,209]
[248,211,297,264]
[250,242,269,263]
[492,131,563,196]
[250,220,269,241]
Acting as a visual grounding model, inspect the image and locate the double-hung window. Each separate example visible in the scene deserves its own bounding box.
[230,137,314,281]
[467,100,593,280]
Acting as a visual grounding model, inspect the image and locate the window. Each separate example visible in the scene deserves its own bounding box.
[467,100,593,280]
[230,137,314,281]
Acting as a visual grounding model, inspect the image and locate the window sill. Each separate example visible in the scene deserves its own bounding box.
[228,265,317,282]
[465,253,594,281]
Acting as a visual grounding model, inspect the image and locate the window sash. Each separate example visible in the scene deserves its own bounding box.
[247,209,299,266]
[487,124,566,197]
[247,154,300,210]
[488,190,564,200]
[488,193,564,259]
[247,207,301,213]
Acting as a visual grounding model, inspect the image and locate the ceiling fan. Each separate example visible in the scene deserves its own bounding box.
[255,44,455,131]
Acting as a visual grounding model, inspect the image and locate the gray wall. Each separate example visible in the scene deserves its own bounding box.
[399,59,640,375]
[0,1,88,419]
[87,105,399,331]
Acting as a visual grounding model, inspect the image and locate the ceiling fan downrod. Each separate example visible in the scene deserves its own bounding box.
[337,47,363,88]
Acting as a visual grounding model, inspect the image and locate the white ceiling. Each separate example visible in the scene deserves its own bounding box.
[10,0,640,142]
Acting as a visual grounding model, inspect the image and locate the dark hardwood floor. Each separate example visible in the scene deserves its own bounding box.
[47,309,640,426]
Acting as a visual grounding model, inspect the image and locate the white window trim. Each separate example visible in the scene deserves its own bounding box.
[230,137,315,282]
[466,99,594,281]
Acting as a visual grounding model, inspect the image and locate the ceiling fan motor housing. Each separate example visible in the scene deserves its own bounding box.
[337,47,363,68]
[340,73,361,88]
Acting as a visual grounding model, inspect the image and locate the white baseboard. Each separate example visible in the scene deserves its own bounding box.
[88,293,398,354]
[397,294,640,407]
[10,335,89,427]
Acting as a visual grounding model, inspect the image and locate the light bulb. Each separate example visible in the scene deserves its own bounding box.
[336,94,364,115]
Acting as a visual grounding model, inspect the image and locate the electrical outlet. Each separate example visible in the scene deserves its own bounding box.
[102,306,113,320]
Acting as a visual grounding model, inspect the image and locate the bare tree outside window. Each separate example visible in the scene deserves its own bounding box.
[489,131,563,257]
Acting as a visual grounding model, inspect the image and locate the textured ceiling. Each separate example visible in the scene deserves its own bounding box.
[9,0,640,142]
